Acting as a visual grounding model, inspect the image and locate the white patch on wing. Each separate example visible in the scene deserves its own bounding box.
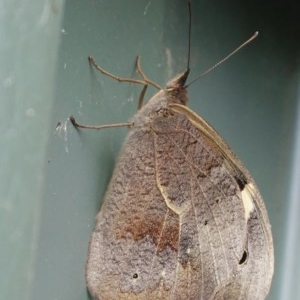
[241,183,256,221]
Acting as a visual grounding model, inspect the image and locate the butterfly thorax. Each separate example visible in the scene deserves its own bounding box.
[131,70,189,129]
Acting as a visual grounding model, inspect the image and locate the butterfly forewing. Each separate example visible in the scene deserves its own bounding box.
[86,81,273,299]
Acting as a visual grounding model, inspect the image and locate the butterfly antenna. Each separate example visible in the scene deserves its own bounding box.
[186,31,259,87]
[179,0,192,86]
[187,0,192,74]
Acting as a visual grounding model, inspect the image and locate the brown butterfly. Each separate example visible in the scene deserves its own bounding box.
[71,1,274,299]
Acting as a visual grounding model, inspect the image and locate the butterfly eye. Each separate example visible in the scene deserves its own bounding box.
[132,273,138,279]
[239,249,248,265]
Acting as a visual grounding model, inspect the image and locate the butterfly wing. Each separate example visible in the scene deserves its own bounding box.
[86,127,181,299]
[86,105,273,300]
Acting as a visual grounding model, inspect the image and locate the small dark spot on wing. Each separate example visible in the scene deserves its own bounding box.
[234,175,247,191]
[239,249,248,265]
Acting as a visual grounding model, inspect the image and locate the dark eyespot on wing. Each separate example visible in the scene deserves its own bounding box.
[239,249,248,265]
[234,175,247,191]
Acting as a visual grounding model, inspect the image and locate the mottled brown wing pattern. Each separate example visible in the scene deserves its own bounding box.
[152,114,248,297]
[153,113,273,299]
[87,128,180,299]
[86,106,273,299]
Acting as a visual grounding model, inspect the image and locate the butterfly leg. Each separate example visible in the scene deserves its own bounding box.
[134,56,163,109]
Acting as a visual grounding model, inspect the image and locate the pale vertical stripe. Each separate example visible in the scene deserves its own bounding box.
[279,74,300,300]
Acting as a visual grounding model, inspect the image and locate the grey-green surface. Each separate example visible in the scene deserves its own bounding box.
[0,0,65,299]
[1,0,299,299]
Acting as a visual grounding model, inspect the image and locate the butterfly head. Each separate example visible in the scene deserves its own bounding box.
[165,68,190,105]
